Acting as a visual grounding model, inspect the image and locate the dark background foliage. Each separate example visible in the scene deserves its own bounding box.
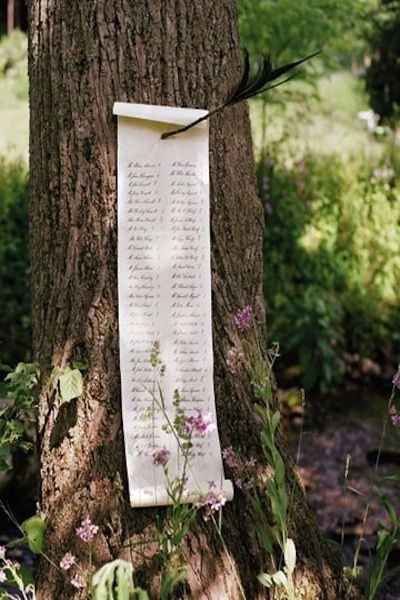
[0,157,30,370]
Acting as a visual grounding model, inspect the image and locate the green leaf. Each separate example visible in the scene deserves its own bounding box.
[271,571,288,587]
[19,564,34,587]
[59,368,83,403]
[381,495,398,526]
[258,570,288,588]
[133,590,150,600]
[92,559,148,600]
[115,562,134,600]
[271,411,280,434]
[21,515,46,554]
[258,573,273,588]
[160,567,187,600]
[284,538,296,575]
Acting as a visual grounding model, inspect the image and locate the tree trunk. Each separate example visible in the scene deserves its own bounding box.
[7,0,14,34]
[28,1,344,598]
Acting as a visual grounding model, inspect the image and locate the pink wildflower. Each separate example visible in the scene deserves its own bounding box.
[60,552,75,571]
[196,482,227,520]
[393,367,400,390]
[152,447,170,467]
[0,570,6,583]
[222,446,241,470]
[184,411,216,437]
[233,305,253,332]
[222,447,255,490]
[76,516,99,543]
[226,347,245,375]
[71,573,85,590]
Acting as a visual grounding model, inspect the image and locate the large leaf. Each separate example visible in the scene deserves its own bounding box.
[59,368,83,403]
[21,515,46,554]
[92,559,149,600]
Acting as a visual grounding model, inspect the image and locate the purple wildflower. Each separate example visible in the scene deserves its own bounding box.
[60,552,75,571]
[233,305,253,332]
[71,574,85,590]
[152,447,170,467]
[393,367,400,390]
[391,413,400,427]
[76,516,99,543]
[184,411,216,437]
[196,482,227,520]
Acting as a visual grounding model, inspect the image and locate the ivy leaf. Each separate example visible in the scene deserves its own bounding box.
[21,515,46,554]
[59,368,83,404]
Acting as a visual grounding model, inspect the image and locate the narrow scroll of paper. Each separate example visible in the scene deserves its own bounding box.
[113,102,233,508]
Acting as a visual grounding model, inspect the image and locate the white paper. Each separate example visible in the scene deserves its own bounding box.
[114,102,233,507]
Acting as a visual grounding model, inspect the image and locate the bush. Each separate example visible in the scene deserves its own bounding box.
[0,156,31,369]
[261,148,400,392]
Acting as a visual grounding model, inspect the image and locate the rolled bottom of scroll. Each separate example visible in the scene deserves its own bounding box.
[129,479,234,508]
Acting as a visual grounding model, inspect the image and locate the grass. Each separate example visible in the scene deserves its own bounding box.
[0,77,29,163]
[250,70,385,161]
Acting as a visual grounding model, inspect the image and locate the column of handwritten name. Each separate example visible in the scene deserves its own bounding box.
[126,161,161,461]
[168,160,210,461]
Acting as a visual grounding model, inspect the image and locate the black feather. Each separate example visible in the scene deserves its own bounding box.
[230,56,273,104]
[161,49,320,140]
[225,48,251,104]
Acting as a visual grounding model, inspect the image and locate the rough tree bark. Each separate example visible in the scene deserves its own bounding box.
[28,1,344,599]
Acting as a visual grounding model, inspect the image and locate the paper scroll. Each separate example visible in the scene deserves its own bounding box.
[113,102,233,507]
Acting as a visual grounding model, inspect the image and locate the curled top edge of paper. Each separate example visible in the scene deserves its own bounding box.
[113,102,209,128]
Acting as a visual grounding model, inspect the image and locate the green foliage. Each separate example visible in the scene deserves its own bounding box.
[21,515,47,554]
[0,31,28,101]
[261,148,400,391]
[0,361,86,476]
[0,156,30,368]
[255,403,289,545]
[239,0,371,79]
[92,560,149,600]
[0,362,39,471]
[159,567,188,600]
[365,497,399,599]
[249,346,297,599]
[258,538,296,598]
[250,71,383,163]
